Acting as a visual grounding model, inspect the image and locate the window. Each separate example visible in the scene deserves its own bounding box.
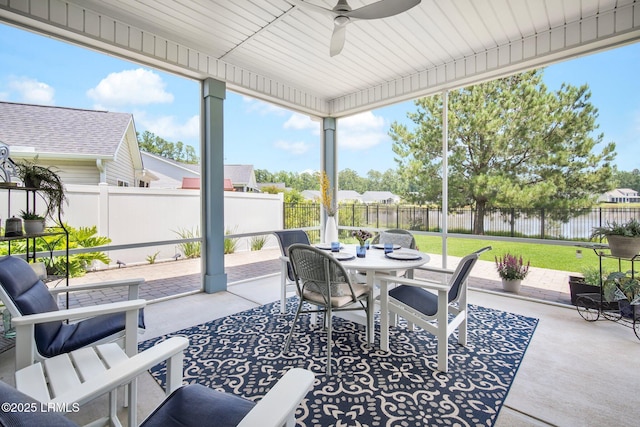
[117,179,130,187]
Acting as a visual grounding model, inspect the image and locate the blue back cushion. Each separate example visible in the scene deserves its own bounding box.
[0,256,62,353]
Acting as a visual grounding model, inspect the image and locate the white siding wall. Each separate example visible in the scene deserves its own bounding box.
[16,159,100,186]
[107,141,135,186]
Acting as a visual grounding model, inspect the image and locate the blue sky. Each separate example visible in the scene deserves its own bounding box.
[0,23,638,176]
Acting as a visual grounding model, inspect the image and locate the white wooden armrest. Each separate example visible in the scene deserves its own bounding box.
[50,278,144,300]
[238,368,314,427]
[413,265,455,275]
[53,337,189,405]
[11,299,146,326]
[379,276,450,293]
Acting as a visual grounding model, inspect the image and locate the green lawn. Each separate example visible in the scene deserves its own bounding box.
[412,235,631,275]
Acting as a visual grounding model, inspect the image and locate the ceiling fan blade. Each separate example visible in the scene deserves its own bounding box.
[290,0,337,18]
[346,0,421,20]
[329,24,347,57]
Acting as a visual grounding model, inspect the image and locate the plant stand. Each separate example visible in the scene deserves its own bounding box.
[574,244,640,341]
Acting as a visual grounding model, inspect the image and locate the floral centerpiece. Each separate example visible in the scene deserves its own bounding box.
[352,229,372,247]
[319,171,336,217]
[495,253,530,280]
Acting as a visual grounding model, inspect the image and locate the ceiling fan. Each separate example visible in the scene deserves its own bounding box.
[291,0,422,57]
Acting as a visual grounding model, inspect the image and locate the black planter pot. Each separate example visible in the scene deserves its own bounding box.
[618,300,639,320]
[568,276,599,305]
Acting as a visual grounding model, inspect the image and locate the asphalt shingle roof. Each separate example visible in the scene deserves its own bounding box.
[0,101,132,156]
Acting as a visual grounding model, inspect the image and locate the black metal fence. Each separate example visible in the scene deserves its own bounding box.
[284,203,640,241]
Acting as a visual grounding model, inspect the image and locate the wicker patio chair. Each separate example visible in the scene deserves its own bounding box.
[284,244,373,375]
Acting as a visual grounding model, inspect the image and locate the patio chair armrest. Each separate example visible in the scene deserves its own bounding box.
[413,265,455,275]
[237,368,314,427]
[279,255,290,263]
[11,299,146,326]
[53,337,189,405]
[49,278,144,300]
[379,276,450,293]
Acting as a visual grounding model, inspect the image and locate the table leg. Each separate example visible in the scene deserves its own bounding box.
[367,272,375,345]
[379,277,389,352]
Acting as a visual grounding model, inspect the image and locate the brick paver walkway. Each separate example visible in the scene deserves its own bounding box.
[61,248,573,308]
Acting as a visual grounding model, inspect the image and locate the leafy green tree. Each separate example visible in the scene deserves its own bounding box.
[390,69,616,233]
[137,131,199,164]
[284,189,305,203]
[255,169,274,183]
[614,169,640,193]
[339,168,366,192]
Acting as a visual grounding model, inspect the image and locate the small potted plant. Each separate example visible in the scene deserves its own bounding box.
[603,271,640,319]
[495,253,530,293]
[20,210,46,234]
[352,229,372,257]
[591,219,640,259]
[14,158,67,221]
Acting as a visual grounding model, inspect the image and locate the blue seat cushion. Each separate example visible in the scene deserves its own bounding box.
[40,310,145,358]
[141,384,256,427]
[389,285,438,317]
[0,381,77,427]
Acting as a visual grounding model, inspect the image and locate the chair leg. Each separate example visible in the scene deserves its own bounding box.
[284,299,304,352]
[326,305,332,375]
[280,271,287,314]
[458,315,467,346]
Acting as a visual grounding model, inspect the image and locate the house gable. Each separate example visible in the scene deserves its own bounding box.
[0,101,139,186]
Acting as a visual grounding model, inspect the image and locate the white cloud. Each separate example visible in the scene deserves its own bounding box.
[8,76,55,104]
[135,111,200,141]
[87,68,173,108]
[284,113,318,132]
[275,140,310,155]
[338,111,388,150]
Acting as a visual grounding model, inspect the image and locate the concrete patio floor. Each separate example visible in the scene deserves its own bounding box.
[1,249,639,426]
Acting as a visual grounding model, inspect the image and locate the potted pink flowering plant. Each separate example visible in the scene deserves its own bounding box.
[495,253,530,293]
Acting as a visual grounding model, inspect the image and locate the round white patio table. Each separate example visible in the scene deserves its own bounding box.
[319,244,430,351]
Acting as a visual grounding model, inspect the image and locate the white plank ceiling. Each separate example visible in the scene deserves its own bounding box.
[0,0,638,118]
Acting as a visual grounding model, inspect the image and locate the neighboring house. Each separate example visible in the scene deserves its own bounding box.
[140,153,258,192]
[140,151,199,189]
[301,190,364,203]
[301,190,320,201]
[0,101,154,187]
[338,190,363,203]
[362,191,401,204]
[224,165,259,192]
[599,188,640,203]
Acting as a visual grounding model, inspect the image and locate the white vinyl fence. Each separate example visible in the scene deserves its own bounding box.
[1,184,284,268]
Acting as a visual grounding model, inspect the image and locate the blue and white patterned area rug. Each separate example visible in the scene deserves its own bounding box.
[140,299,538,426]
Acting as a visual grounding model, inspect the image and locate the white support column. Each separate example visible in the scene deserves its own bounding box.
[321,117,338,240]
[441,90,449,269]
[201,78,227,293]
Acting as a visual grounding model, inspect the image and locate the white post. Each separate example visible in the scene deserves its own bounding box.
[441,90,449,269]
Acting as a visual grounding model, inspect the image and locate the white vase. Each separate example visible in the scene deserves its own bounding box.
[324,216,338,243]
[502,279,522,293]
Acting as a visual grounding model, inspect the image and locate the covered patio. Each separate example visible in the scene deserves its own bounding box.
[1,253,637,425]
[1,1,639,425]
